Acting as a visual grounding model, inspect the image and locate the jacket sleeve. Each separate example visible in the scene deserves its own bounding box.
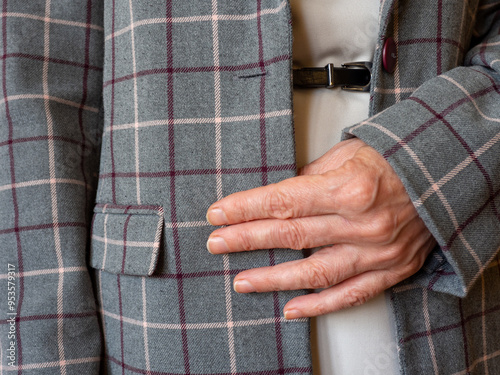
[343,2,500,297]
[0,1,104,373]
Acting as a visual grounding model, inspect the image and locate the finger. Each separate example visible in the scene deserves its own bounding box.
[207,203,422,254]
[282,270,398,319]
[232,245,364,293]
[206,171,348,226]
[207,215,359,254]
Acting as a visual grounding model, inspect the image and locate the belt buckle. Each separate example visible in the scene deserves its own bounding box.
[341,61,372,92]
[293,61,372,91]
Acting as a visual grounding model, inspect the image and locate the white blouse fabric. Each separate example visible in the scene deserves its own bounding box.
[290,1,400,374]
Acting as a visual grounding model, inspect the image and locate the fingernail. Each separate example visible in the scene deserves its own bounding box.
[206,208,228,226]
[206,237,229,254]
[284,309,302,320]
[234,280,256,293]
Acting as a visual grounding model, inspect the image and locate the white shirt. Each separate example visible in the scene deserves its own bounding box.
[290,1,400,374]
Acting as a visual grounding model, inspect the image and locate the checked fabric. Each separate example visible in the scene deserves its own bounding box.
[1,1,310,374]
[344,0,500,374]
[1,0,500,375]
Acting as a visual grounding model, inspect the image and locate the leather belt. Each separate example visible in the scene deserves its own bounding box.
[293,62,372,92]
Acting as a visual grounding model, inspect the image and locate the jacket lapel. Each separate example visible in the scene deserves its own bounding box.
[379,0,397,32]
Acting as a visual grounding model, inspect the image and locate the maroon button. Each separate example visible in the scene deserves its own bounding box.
[382,37,397,73]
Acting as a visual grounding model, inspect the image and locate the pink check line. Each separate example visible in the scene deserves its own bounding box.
[392,259,500,294]
[383,84,498,158]
[102,54,290,88]
[392,1,402,104]
[0,93,99,112]
[155,269,245,279]
[445,185,500,250]
[374,87,418,95]
[91,234,159,248]
[422,289,439,374]
[401,302,500,343]
[410,96,500,222]
[106,109,292,133]
[0,12,104,31]
[0,178,89,192]
[0,266,88,279]
[0,357,100,371]
[101,308,308,330]
[105,0,288,41]
[95,203,163,211]
[406,92,500,242]
[99,164,296,180]
[470,67,500,95]
[452,350,500,375]
[106,355,311,375]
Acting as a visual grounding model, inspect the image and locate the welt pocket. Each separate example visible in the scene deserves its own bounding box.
[89,204,164,276]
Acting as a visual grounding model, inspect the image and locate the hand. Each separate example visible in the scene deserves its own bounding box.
[206,138,436,319]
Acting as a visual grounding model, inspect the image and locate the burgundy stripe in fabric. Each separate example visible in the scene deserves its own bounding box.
[102,55,290,88]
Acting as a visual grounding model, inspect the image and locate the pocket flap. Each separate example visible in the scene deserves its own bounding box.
[90,204,164,276]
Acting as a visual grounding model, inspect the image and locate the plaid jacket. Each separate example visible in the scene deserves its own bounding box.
[1,1,499,374]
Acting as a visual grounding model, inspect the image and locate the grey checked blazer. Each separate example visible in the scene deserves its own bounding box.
[1,1,500,374]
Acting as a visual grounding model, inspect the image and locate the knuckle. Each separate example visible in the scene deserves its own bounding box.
[383,271,403,287]
[355,183,376,210]
[299,260,334,289]
[388,254,426,281]
[275,221,307,250]
[237,230,256,251]
[340,164,378,212]
[368,212,397,243]
[377,244,403,264]
[231,197,252,222]
[264,187,294,219]
[343,287,372,308]
[400,259,424,278]
[342,158,359,174]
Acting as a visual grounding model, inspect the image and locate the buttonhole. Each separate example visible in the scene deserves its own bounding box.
[237,71,267,79]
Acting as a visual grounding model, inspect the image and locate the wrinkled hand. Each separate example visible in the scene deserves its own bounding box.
[206,139,436,319]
